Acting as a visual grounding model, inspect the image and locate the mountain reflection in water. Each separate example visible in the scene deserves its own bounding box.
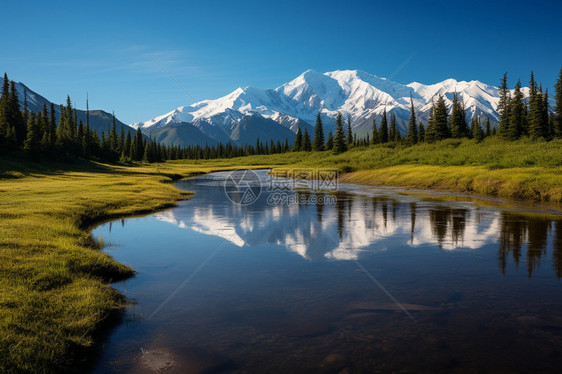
[92,171,562,373]
[147,173,561,278]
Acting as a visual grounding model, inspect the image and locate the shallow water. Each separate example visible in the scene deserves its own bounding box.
[90,170,562,373]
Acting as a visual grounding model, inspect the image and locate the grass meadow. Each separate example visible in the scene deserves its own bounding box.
[0,137,560,372]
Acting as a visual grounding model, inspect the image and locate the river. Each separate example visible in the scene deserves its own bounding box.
[90,170,562,373]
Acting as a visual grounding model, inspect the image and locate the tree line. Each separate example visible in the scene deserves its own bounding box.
[0,73,291,162]
[293,68,562,155]
[2,68,561,163]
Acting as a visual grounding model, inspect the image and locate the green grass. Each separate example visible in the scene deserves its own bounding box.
[0,137,560,372]
[0,158,260,373]
[259,137,562,204]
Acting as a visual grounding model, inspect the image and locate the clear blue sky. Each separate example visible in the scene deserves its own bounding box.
[2,0,561,124]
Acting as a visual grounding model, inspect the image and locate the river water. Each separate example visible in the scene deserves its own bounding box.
[90,170,562,373]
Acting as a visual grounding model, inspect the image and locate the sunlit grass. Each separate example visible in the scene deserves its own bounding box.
[263,137,562,203]
[0,159,249,373]
[0,136,560,372]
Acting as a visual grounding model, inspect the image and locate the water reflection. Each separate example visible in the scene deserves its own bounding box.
[91,171,562,373]
[146,173,562,278]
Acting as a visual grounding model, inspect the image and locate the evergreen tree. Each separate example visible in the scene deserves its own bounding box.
[9,81,25,144]
[554,67,562,138]
[418,121,425,142]
[293,127,303,151]
[379,109,388,143]
[346,117,353,146]
[433,95,449,139]
[325,130,334,150]
[49,103,57,151]
[82,123,92,158]
[0,73,10,142]
[485,118,491,137]
[303,128,312,151]
[507,79,525,140]
[498,73,511,137]
[22,87,29,127]
[24,112,41,155]
[528,72,545,139]
[542,89,550,139]
[407,94,418,144]
[425,97,450,143]
[471,116,484,142]
[130,128,144,161]
[333,113,347,154]
[77,121,84,156]
[111,112,119,153]
[389,113,396,142]
[371,118,380,144]
[449,93,468,138]
[312,112,325,151]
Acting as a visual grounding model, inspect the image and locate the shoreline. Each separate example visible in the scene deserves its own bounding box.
[270,164,562,207]
[1,156,560,372]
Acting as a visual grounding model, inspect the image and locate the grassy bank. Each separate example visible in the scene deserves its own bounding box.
[0,137,561,372]
[259,137,562,204]
[0,158,258,373]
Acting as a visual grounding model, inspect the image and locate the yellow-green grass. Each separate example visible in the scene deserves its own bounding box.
[262,138,562,204]
[338,165,562,203]
[0,137,561,372]
[0,159,263,373]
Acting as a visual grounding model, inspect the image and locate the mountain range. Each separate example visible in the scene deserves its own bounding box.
[131,69,536,147]
[10,69,544,148]
[11,82,138,137]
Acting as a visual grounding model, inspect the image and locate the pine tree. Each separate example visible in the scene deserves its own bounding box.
[371,118,379,144]
[130,128,144,161]
[312,112,325,151]
[424,100,446,143]
[24,112,41,155]
[119,126,125,155]
[434,95,449,139]
[471,116,484,142]
[346,117,353,146]
[507,79,525,140]
[497,73,511,138]
[485,118,491,137]
[528,72,545,139]
[293,127,303,151]
[542,89,550,139]
[82,123,92,158]
[0,73,10,141]
[143,139,151,162]
[9,81,25,145]
[49,103,57,151]
[22,87,29,127]
[379,109,388,143]
[418,121,425,142]
[555,67,562,138]
[325,130,334,150]
[111,112,119,153]
[407,94,418,145]
[450,93,468,138]
[389,114,396,142]
[333,113,347,154]
[303,128,312,151]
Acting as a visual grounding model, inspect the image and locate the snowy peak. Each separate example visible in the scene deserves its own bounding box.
[133,68,543,146]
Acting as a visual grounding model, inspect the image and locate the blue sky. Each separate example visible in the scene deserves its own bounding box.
[2,0,561,124]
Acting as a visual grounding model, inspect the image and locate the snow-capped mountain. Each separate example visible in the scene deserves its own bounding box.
[132,69,533,147]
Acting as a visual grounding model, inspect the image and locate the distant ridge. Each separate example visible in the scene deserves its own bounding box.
[132,69,547,146]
